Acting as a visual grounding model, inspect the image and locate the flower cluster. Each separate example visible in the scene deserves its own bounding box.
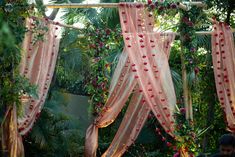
[173,108,198,156]
[147,0,178,14]
[178,6,206,75]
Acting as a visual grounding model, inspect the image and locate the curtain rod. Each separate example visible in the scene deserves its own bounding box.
[37,17,234,36]
[32,16,217,35]
[76,31,232,38]
[45,2,206,10]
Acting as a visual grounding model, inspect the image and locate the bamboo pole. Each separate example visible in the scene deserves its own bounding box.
[32,16,235,35]
[45,3,118,9]
[180,45,190,120]
[31,16,82,30]
[188,88,193,121]
[45,2,206,9]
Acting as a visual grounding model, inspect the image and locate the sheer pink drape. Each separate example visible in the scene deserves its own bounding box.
[18,18,60,135]
[211,22,235,131]
[85,3,176,157]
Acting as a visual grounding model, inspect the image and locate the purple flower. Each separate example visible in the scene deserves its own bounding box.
[99,42,104,48]
[190,47,196,52]
[189,58,193,64]
[171,3,177,9]
[180,108,186,114]
[154,1,158,7]
[92,79,97,87]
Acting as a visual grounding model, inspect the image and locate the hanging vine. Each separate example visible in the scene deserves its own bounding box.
[84,24,123,115]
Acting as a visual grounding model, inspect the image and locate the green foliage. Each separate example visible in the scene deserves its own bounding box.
[18,0,235,156]
[205,0,235,25]
[55,29,90,95]
[178,6,207,72]
[84,25,123,114]
[0,2,38,120]
[24,91,83,157]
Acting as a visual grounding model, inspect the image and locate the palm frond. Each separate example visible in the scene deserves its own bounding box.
[99,0,135,28]
[171,69,182,98]
[187,69,197,89]
[196,34,211,51]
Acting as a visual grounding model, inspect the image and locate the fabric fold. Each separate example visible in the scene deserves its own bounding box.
[18,18,60,135]
[85,3,176,156]
[85,50,137,157]
[102,91,150,157]
[211,22,235,131]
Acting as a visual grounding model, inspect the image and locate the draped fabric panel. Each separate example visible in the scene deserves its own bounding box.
[119,2,176,135]
[18,18,60,135]
[101,4,176,156]
[85,3,176,157]
[85,50,137,157]
[102,90,151,157]
[211,22,235,131]
[2,105,24,157]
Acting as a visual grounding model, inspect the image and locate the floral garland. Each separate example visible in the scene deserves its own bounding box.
[178,6,206,74]
[85,26,122,115]
[147,0,178,16]
[173,108,197,156]
[147,1,178,9]
[174,5,206,156]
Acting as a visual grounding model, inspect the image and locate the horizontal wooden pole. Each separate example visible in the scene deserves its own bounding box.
[45,3,118,9]
[77,31,235,38]
[182,1,207,8]
[34,16,235,36]
[45,2,206,10]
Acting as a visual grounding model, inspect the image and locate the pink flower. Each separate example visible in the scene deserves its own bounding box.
[180,108,186,114]
[183,17,189,23]
[158,6,164,11]
[99,42,104,48]
[166,142,172,147]
[89,44,96,49]
[188,21,194,27]
[173,152,180,157]
[194,67,200,75]
[105,63,110,68]
[105,29,111,35]
[147,0,152,5]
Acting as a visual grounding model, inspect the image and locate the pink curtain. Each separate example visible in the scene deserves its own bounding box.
[85,3,176,157]
[18,18,60,135]
[211,22,235,131]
